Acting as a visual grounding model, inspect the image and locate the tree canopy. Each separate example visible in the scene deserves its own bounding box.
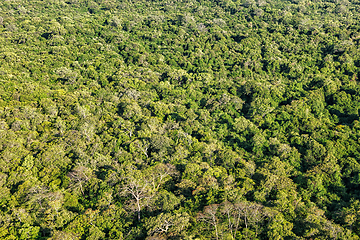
[1,0,360,239]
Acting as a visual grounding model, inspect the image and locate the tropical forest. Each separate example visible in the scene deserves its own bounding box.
[2,0,360,239]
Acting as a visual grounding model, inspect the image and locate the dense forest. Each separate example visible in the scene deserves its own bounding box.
[1,0,360,239]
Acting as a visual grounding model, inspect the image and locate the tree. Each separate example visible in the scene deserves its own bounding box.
[120,163,177,221]
[120,167,151,221]
[220,201,241,239]
[145,212,190,238]
[235,201,264,238]
[198,204,220,240]
[67,166,93,196]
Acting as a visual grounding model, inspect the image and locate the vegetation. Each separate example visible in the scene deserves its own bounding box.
[1,0,360,239]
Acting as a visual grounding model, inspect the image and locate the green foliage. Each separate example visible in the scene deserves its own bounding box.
[1,0,360,238]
